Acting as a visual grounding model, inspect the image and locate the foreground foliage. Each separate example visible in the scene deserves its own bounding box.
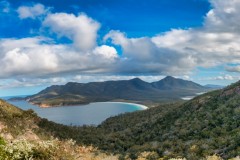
[0,99,118,160]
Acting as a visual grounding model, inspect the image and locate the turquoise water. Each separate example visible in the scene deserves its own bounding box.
[7,100,145,126]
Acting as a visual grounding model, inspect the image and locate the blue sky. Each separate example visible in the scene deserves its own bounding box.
[2,0,210,38]
[1,0,240,96]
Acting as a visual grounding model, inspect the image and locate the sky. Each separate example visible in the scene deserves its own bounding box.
[0,0,240,96]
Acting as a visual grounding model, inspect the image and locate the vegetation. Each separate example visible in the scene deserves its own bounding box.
[1,80,240,159]
[0,99,118,160]
[38,81,240,159]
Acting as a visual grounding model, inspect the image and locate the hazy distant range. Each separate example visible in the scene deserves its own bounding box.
[12,76,222,107]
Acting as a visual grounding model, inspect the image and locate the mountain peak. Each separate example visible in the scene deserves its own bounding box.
[163,76,176,80]
[130,77,143,82]
[152,76,204,90]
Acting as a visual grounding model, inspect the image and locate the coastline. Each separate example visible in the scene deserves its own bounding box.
[181,97,194,100]
[95,101,148,110]
[24,99,149,109]
[14,100,149,110]
[28,101,90,108]
[181,92,207,101]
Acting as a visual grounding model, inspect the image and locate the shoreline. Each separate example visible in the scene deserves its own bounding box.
[95,101,148,110]
[181,97,194,100]
[29,101,149,110]
[181,92,207,101]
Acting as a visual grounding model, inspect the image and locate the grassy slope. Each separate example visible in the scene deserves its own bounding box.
[0,99,118,160]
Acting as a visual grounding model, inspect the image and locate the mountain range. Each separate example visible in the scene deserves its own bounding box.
[27,76,210,107]
[1,78,239,159]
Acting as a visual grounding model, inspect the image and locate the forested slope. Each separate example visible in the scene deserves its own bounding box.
[39,81,240,159]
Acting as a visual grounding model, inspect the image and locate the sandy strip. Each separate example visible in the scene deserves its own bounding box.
[96,102,148,110]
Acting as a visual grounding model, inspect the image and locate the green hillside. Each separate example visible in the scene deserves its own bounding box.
[38,81,240,159]
[0,99,118,160]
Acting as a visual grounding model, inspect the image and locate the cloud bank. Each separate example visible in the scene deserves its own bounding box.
[1,0,240,84]
[105,0,240,75]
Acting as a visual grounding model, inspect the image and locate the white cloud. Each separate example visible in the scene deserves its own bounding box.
[0,37,119,78]
[72,75,165,83]
[105,0,240,75]
[225,65,240,72]
[0,9,115,79]
[104,31,129,47]
[182,75,191,80]
[2,0,240,84]
[199,74,240,81]
[17,3,49,19]
[0,10,117,78]
[151,29,191,48]
[0,38,58,77]
[0,77,68,89]
[105,30,196,75]
[93,45,118,61]
[205,0,240,32]
[215,75,234,80]
[0,37,44,51]
[43,13,100,51]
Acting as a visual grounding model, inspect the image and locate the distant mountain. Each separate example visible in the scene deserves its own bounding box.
[152,76,204,90]
[205,84,225,89]
[28,76,209,106]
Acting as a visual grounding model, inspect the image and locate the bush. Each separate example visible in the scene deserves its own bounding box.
[0,138,58,160]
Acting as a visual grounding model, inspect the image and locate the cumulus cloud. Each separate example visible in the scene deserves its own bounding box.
[1,0,240,84]
[105,30,197,75]
[93,45,118,61]
[105,0,240,75]
[0,37,118,78]
[0,10,118,78]
[43,13,100,51]
[17,3,49,19]
[0,37,58,77]
[205,0,240,32]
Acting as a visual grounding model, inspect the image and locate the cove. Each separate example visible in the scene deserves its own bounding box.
[7,100,147,126]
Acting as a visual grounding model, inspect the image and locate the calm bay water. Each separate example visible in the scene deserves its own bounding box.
[7,100,146,126]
